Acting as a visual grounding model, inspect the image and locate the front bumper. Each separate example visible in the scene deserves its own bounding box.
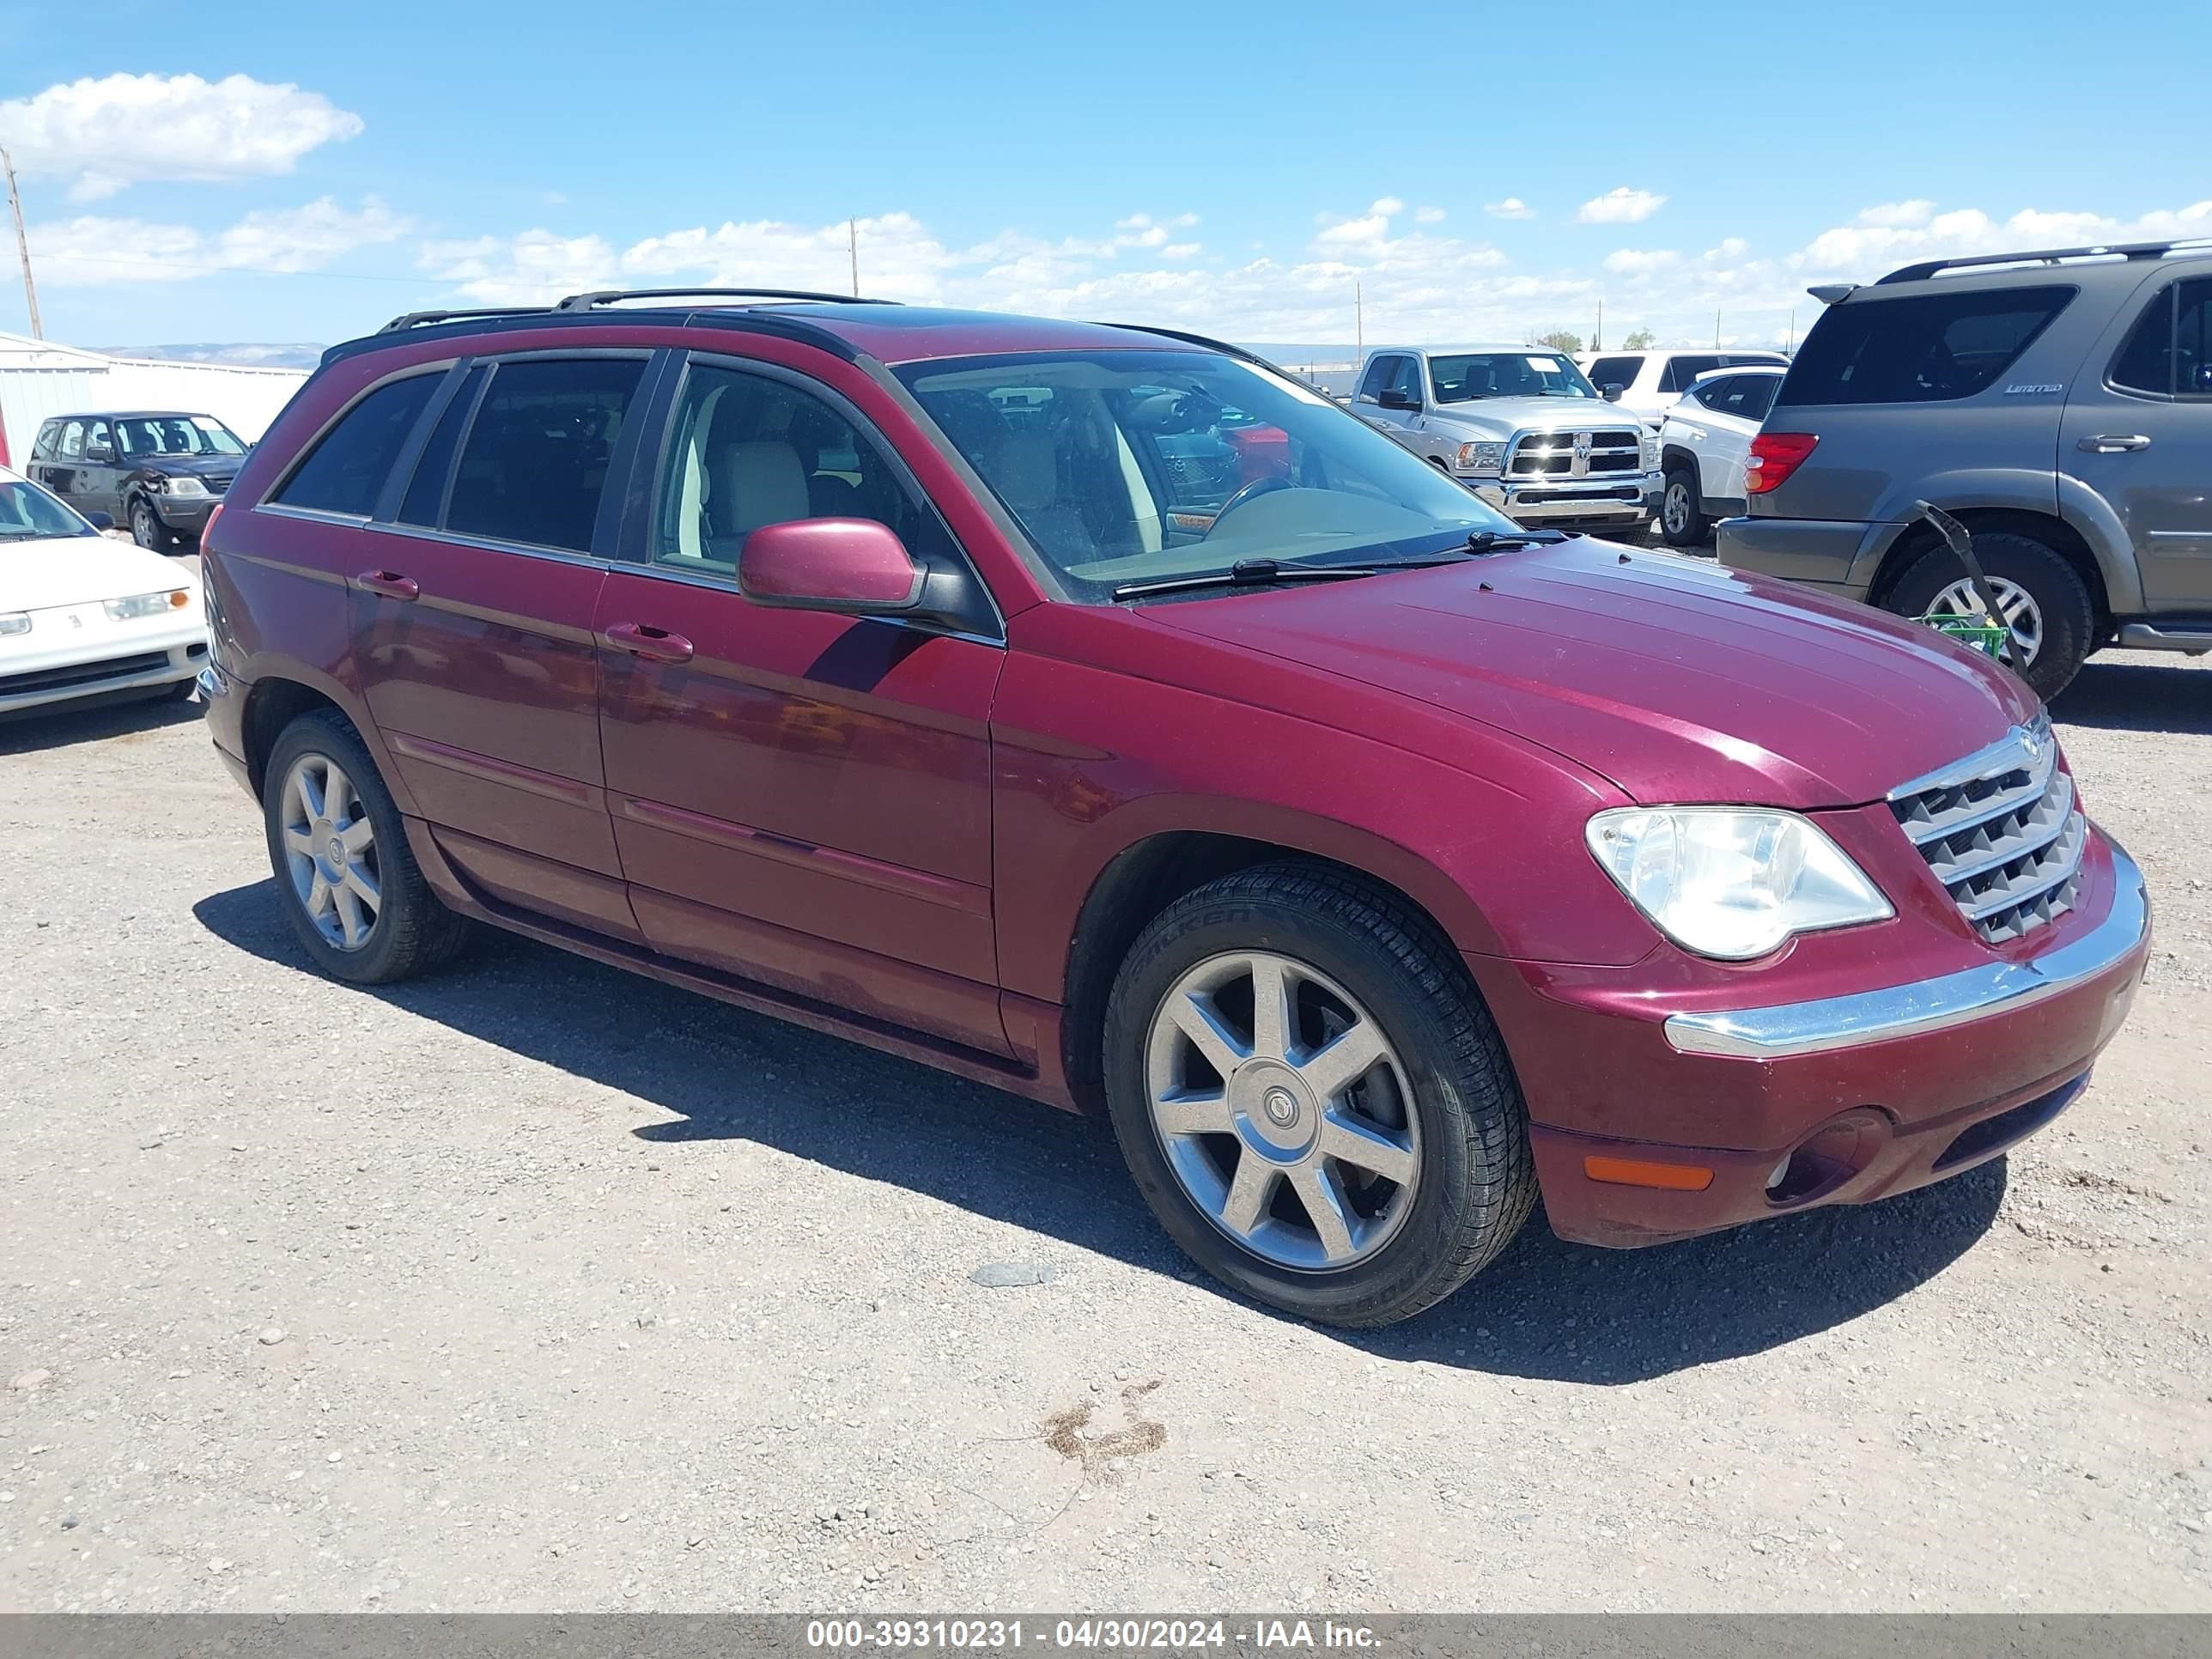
[0,615,208,717]
[151,493,219,532]
[1474,471,1658,526]
[1479,841,2151,1248]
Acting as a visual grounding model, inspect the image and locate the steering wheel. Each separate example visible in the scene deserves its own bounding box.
[1205,474,1296,537]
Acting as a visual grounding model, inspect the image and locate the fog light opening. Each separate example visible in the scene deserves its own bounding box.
[1765,1109,1889,1208]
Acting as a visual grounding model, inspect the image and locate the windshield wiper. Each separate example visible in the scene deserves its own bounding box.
[1464,529,1575,552]
[1112,557,1388,601]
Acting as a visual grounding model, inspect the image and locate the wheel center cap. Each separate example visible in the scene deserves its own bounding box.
[325,835,345,866]
[1230,1061,1317,1158]
[1261,1086,1299,1127]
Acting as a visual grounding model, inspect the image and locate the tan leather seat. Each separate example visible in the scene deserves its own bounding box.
[701,441,811,565]
[984,428,1096,560]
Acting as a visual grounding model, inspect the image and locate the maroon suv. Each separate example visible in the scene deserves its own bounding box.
[196,289,2151,1328]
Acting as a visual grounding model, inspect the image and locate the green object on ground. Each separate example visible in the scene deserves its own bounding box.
[1917,615,2010,659]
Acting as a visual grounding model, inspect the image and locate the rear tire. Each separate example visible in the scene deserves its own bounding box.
[1660,465,1707,546]
[1885,530,2095,702]
[261,710,471,985]
[1103,863,1535,1328]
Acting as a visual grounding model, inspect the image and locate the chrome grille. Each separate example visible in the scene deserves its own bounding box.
[1504,428,1644,481]
[1888,716,2087,944]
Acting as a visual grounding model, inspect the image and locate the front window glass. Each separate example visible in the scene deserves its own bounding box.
[115,416,248,458]
[1432,352,1599,402]
[896,348,1514,601]
[0,480,98,539]
[650,362,948,577]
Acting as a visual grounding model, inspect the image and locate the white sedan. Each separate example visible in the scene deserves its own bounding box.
[1,465,208,717]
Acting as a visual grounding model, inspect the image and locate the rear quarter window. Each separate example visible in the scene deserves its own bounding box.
[273,373,441,517]
[1777,284,2075,406]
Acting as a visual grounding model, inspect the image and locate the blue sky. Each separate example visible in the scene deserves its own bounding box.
[2,0,2207,351]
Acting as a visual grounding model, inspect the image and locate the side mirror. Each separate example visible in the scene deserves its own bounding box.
[1377,389,1421,411]
[86,511,115,531]
[86,443,116,463]
[738,518,926,616]
[1601,383,1625,402]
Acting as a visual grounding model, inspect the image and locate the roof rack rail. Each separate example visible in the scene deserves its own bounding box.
[1877,238,2212,285]
[552,287,898,312]
[380,304,551,334]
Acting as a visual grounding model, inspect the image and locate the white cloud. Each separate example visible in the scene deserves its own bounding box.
[0,73,362,202]
[1485,198,1534,221]
[29,197,410,286]
[1577,186,1667,225]
[1603,248,1680,275]
[1414,206,1446,224]
[1854,200,1935,229]
[1369,197,1405,217]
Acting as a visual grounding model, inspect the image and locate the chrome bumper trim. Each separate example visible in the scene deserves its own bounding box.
[196,663,228,699]
[1663,841,2148,1059]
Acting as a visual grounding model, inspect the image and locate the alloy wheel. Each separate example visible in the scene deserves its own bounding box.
[279,753,381,951]
[1662,480,1692,537]
[132,504,161,550]
[1145,951,1420,1272]
[1927,575,2044,665]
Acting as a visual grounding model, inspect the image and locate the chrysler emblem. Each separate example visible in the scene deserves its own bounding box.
[2017,725,2042,761]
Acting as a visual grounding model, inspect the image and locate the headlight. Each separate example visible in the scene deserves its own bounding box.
[161,476,210,497]
[1454,441,1506,475]
[1585,806,1892,960]
[104,589,194,622]
[1639,432,1660,469]
[0,612,28,636]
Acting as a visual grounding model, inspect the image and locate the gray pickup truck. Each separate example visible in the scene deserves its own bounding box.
[1718,238,2212,700]
[1347,346,1661,532]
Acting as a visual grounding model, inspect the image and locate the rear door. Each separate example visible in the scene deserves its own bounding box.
[1692,374,1778,507]
[593,351,1008,1054]
[2062,270,2212,610]
[295,351,657,939]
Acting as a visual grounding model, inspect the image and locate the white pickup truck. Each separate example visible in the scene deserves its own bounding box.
[1346,346,1661,532]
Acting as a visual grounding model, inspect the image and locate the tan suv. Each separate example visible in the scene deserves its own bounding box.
[1718,239,2212,700]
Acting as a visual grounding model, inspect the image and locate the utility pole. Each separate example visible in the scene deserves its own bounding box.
[1713,307,1722,348]
[2,148,41,341]
[848,218,860,298]
[1354,279,1363,360]
[1786,305,1796,355]
[1594,298,1603,352]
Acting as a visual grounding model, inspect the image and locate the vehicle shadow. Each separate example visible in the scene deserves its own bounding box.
[2053,657,2212,734]
[0,690,199,753]
[192,879,2007,1385]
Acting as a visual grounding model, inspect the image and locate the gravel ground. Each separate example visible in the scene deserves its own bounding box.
[1,651,2208,1614]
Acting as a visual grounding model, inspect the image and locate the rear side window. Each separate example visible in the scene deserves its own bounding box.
[58,420,86,460]
[1586,356,1639,392]
[1778,284,2074,406]
[1657,356,1723,392]
[275,374,440,516]
[2111,277,2212,398]
[445,357,645,552]
[397,365,487,526]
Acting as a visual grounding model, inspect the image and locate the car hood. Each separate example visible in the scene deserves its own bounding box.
[1,535,199,611]
[1423,397,1636,437]
[1146,539,2040,809]
[137,454,239,481]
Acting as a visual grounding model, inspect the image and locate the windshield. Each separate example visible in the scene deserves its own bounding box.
[895,349,1515,600]
[115,415,248,459]
[1431,352,1599,403]
[0,479,99,540]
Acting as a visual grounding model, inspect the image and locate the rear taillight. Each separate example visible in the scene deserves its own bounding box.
[199,501,225,550]
[1745,432,1818,495]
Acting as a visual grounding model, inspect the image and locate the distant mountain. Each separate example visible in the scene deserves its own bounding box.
[94,343,325,369]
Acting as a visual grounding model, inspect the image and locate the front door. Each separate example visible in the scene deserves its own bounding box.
[335,352,654,939]
[80,419,123,520]
[593,354,1008,1055]
[2063,271,2212,611]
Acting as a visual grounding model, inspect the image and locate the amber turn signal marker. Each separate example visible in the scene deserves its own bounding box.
[168,591,190,608]
[1583,1155,1715,1191]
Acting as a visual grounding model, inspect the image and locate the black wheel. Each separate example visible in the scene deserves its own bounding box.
[130,499,166,550]
[1884,529,2095,702]
[261,710,471,984]
[1103,863,1535,1328]
[1660,465,1706,546]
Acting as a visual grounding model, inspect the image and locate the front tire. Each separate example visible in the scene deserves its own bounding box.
[1660,465,1706,546]
[261,710,471,984]
[131,499,166,550]
[1884,530,2095,702]
[1103,863,1535,1328]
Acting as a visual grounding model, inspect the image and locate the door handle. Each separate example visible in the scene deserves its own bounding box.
[2077,434,2151,453]
[355,569,419,600]
[605,621,695,664]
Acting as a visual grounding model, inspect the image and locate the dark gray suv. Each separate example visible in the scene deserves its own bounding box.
[1717,240,2210,699]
